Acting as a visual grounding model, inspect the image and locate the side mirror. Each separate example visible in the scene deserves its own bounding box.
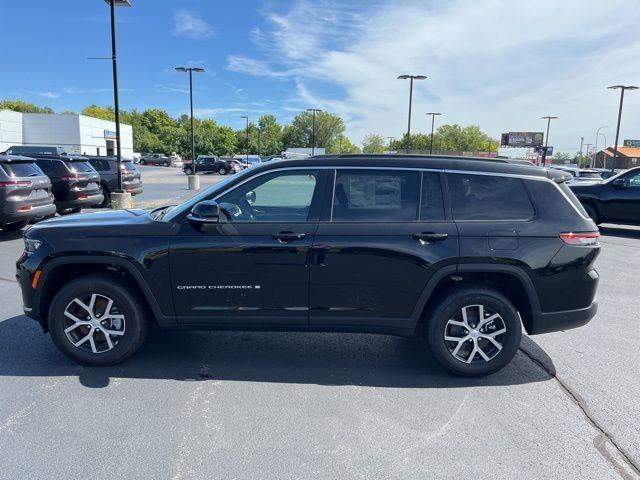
[612,178,625,188]
[187,200,219,224]
[246,190,256,205]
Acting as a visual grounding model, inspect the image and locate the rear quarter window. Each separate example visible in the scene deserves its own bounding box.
[447,173,534,221]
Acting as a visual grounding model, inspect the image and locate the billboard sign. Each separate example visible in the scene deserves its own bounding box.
[502,131,544,147]
[623,139,640,147]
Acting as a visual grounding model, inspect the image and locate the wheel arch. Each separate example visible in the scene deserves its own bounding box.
[36,255,172,331]
[413,263,541,334]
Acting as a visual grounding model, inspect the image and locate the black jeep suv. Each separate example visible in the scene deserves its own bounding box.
[31,155,103,214]
[16,155,600,376]
[570,166,640,225]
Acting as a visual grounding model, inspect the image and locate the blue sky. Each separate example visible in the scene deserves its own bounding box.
[2,0,640,153]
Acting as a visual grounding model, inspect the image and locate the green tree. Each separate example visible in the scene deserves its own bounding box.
[81,105,115,121]
[289,111,345,149]
[257,115,283,156]
[362,134,388,154]
[390,125,498,153]
[0,99,53,114]
[326,134,360,154]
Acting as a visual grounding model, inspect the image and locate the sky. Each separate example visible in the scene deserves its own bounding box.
[1,0,640,154]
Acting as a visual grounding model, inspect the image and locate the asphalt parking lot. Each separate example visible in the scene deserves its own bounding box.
[0,167,638,479]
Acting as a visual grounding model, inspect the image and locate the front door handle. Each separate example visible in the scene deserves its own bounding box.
[271,231,307,242]
[413,232,448,243]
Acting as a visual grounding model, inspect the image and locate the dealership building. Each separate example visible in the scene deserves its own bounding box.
[0,110,134,157]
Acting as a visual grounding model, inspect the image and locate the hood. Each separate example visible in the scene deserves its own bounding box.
[27,209,150,235]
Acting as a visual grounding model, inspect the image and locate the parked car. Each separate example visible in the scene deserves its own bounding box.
[4,145,68,156]
[31,154,103,215]
[551,166,602,185]
[86,156,143,208]
[139,153,180,167]
[593,168,625,180]
[0,154,56,231]
[183,156,234,175]
[17,154,599,376]
[233,155,262,167]
[570,166,640,225]
[230,159,247,174]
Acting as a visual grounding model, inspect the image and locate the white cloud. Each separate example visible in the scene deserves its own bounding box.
[173,10,215,39]
[228,0,640,153]
[33,91,61,99]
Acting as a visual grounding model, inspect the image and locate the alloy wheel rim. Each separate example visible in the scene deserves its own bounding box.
[443,304,506,364]
[63,293,126,354]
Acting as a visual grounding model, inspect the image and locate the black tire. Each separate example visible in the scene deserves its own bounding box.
[163,161,169,167]
[0,220,29,232]
[48,274,148,366]
[98,184,111,208]
[57,207,81,215]
[425,286,522,377]
[184,167,193,175]
[218,167,227,175]
[139,159,146,166]
[583,203,599,225]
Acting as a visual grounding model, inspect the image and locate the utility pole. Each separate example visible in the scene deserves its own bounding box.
[540,115,558,165]
[175,66,205,189]
[240,115,249,165]
[608,85,638,172]
[426,112,442,154]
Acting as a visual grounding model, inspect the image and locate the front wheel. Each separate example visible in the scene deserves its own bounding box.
[426,287,521,377]
[0,220,29,232]
[139,160,146,166]
[163,161,170,167]
[184,167,193,175]
[218,167,227,175]
[48,274,148,366]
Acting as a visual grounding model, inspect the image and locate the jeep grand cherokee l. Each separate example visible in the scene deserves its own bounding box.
[32,155,103,215]
[0,154,55,231]
[17,155,600,376]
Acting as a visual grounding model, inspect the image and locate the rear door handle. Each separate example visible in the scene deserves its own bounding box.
[271,231,307,242]
[413,232,448,243]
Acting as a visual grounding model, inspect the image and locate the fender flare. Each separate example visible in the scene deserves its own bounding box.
[35,254,173,326]
[410,263,542,320]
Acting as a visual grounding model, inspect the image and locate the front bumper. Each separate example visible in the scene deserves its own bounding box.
[528,300,598,335]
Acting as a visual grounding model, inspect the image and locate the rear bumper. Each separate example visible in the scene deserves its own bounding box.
[0,200,56,225]
[528,300,598,335]
[123,183,143,196]
[56,193,104,210]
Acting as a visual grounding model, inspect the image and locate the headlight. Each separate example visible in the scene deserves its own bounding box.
[24,238,42,254]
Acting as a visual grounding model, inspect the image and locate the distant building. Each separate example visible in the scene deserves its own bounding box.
[594,146,640,169]
[0,110,133,157]
[285,147,325,157]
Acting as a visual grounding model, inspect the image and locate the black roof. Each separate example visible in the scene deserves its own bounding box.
[84,155,133,162]
[0,154,38,163]
[252,154,565,181]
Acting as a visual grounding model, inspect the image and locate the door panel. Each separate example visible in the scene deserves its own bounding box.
[169,168,326,324]
[602,171,640,222]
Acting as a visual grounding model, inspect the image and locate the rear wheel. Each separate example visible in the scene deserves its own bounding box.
[218,166,227,175]
[163,161,170,167]
[98,184,111,208]
[0,220,29,232]
[426,286,522,376]
[139,159,146,165]
[583,204,600,224]
[57,207,81,215]
[48,274,148,366]
[184,167,193,175]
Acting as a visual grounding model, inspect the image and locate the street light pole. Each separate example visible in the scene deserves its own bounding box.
[426,112,442,154]
[593,125,607,167]
[397,75,427,153]
[104,0,130,193]
[306,109,321,156]
[387,136,395,151]
[240,115,249,165]
[540,115,558,165]
[175,66,205,189]
[608,85,638,172]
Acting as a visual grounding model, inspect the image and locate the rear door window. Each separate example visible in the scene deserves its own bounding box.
[0,162,43,178]
[65,161,95,173]
[332,170,419,222]
[447,173,534,221]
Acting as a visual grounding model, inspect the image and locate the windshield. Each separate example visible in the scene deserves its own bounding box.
[162,168,254,222]
[603,168,633,184]
[65,161,95,173]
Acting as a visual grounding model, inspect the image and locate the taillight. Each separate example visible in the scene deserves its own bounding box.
[60,175,79,182]
[18,205,32,212]
[0,180,31,187]
[79,194,89,199]
[560,232,600,246]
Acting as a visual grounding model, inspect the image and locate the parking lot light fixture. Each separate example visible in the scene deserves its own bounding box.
[103,0,131,193]
[240,116,249,165]
[175,66,205,188]
[608,85,638,172]
[306,109,322,156]
[397,75,427,152]
[425,112,442,154]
